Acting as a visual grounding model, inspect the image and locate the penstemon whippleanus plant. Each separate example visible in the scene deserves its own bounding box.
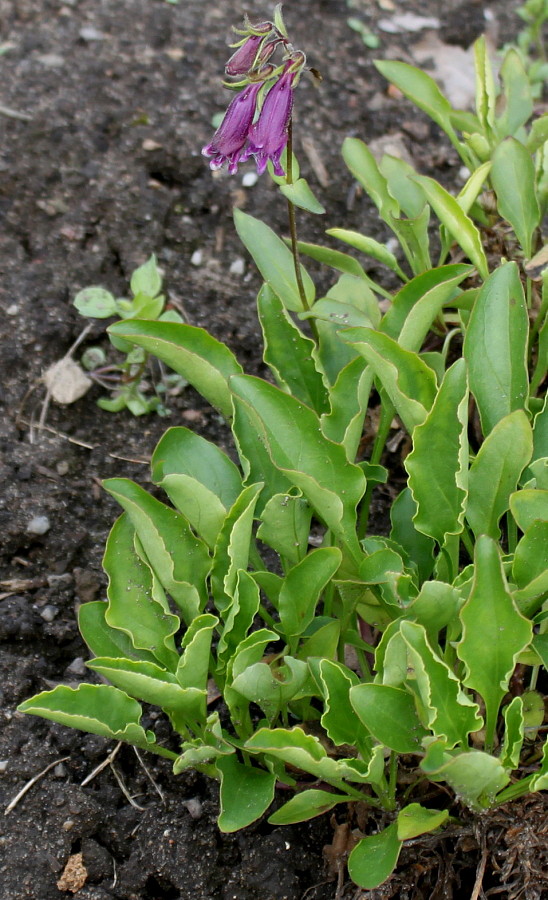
[21,5,548,892]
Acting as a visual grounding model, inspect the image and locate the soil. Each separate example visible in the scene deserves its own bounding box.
[0,1,544,899]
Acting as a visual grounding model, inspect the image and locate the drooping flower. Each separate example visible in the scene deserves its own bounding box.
[225,25,278,76]
[201,80,262,174]
[247,67,296,176]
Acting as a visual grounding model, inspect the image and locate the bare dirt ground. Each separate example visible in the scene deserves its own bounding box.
[1,1,545,898]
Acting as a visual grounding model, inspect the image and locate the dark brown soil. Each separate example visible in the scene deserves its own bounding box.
[1,1,543,899]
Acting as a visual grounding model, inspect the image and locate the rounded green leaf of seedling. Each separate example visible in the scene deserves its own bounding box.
[397,803,448,840]
[74,286,117,318]
[348,822,402,890]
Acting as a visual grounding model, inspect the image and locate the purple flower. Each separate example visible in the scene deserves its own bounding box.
[202,81,262,175]
[225,28,276,76]
[248,68,295,176]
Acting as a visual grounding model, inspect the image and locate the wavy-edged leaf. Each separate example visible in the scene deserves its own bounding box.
[421,742,510,811]
[509,489,548,533]
[78,601,160,666]
[320,356,373,460]
[217,754,276,832]
[257,490,312,567]
[104,479,210,624]
[234,209,314,311]
[279,547,342,638]
[107,320,242,418]
[463,261,529,435]
[457,536,532,749]
[467,410,533,539]
[405,360,468,544]
[350,683,428,753]
[211,483,263,615]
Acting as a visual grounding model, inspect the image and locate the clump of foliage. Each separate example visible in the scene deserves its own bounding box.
[74,254,186,416]
[21,6,548,892]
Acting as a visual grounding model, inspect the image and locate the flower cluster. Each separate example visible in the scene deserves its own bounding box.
[202,10,305,177]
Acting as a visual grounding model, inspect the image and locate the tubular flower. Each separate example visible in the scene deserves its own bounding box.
[247,67,296,176]
[225,26,277,76]
[201,80,262,174]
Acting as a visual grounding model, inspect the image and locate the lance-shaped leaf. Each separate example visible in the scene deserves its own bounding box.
[384,265,473,352]
[102,514,179,671]
[474,36,496,134]
[177,613,218,691]
[211,483,263,615]
[390,488,435,584]
[321,356,373,460]
[397,803,448,840]
[491,138,540,259]
[400,621,482,748]
[405,360,468,544]
[421,742,510,811]
[327,228,408,280]
[104,480,210,624]
[350,683,428,753]
[279,177,326,214]
[500,696,524,770]
[18,684,165,754]
[342,137,400,220]
[258,283,328,414]
[245,726,379,784]
[229,375,366,554]
[279,548,342,638]
[217,754,276,832]
[234,209,315,312]
[151,427,242,507]
[78,601,160,666]
[467,410,533,539]
[86,657,206,729]
[317,659,362,748]
[463,262,529,435]
[457,536,532,750]
[343,327,437,434]
[512,521,548,616]
[159,474,226,549]
[107,320,242,419]
[269,789,350,825]
[412,176,488,279]
[348,823,402,891]
[217,569,260,667]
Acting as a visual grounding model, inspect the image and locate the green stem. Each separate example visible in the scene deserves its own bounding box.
[387,751,398,808]
[285,121,309,311]
[460,525,475,561]
[506,511,518,556]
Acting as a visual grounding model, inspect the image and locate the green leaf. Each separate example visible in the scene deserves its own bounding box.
[463,261,529,435]
[151,427,242,508]
[102,514,180,670]
[381,265,473,350]
[421,743,509,811]
[107,320,243,419]
[343,327,437,434]
[498,48,534,138]
[230,375,366,554]
[397,803,448,840]
[318,660,362,748]
[279,548,342,637]
[160,474,226,549]
[401,621,482,747]
[18,684,159,751]
[380,154,425,219]
[177,613,218,691]
[512,521,548,615]
[350,683,428,753]
[509,489,548,533]
[231,657,309,720]
[300,298,374,330]
[405,581,462,639]
[279,178,326,214]
[530,738,548,792]
[527,114,548,153]
[412,175,489,279]
[104,479,210,624]
[473,35,496,134]
[405,360,468,544]
[457,536,532,749]
[327,228,407,280]
[217,569,261,668]
[257,490,312,567]
[268,789,349,825]
[500,696,524,770]
[374,60,458,147]
[258,283,328,414]
[211,483,263,614]
[467,410,533,539]
[321,357,373,460]
[217,754,276,832]
[341,137,399,220]
[348,822,402,890]
[78,601,159,666]
[74,286,117,319]
[234,209,314,311]
[491,138,540,258]
[295,240,386,297]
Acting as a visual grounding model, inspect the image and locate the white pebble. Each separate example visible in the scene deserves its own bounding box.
[26,515,51,535]
[6,304,18,316]
[229,257,245,276]
[190,249,203,266]
[0,760,8,773]
[242,171,258,187]
[40,605,58,622]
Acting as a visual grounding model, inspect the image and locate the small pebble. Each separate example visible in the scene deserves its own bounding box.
[56,460,69,476]
[229,257,245,276]
[0,760,8,773]
[66,657,87,675]
[40,605,59,622]
[183,798,202,819]
[6,304,18,316]
[54,763,68,777]
[242,171,258,187]
[190,249,203,266]
[79,26,104,41]
[26,515,51,535]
